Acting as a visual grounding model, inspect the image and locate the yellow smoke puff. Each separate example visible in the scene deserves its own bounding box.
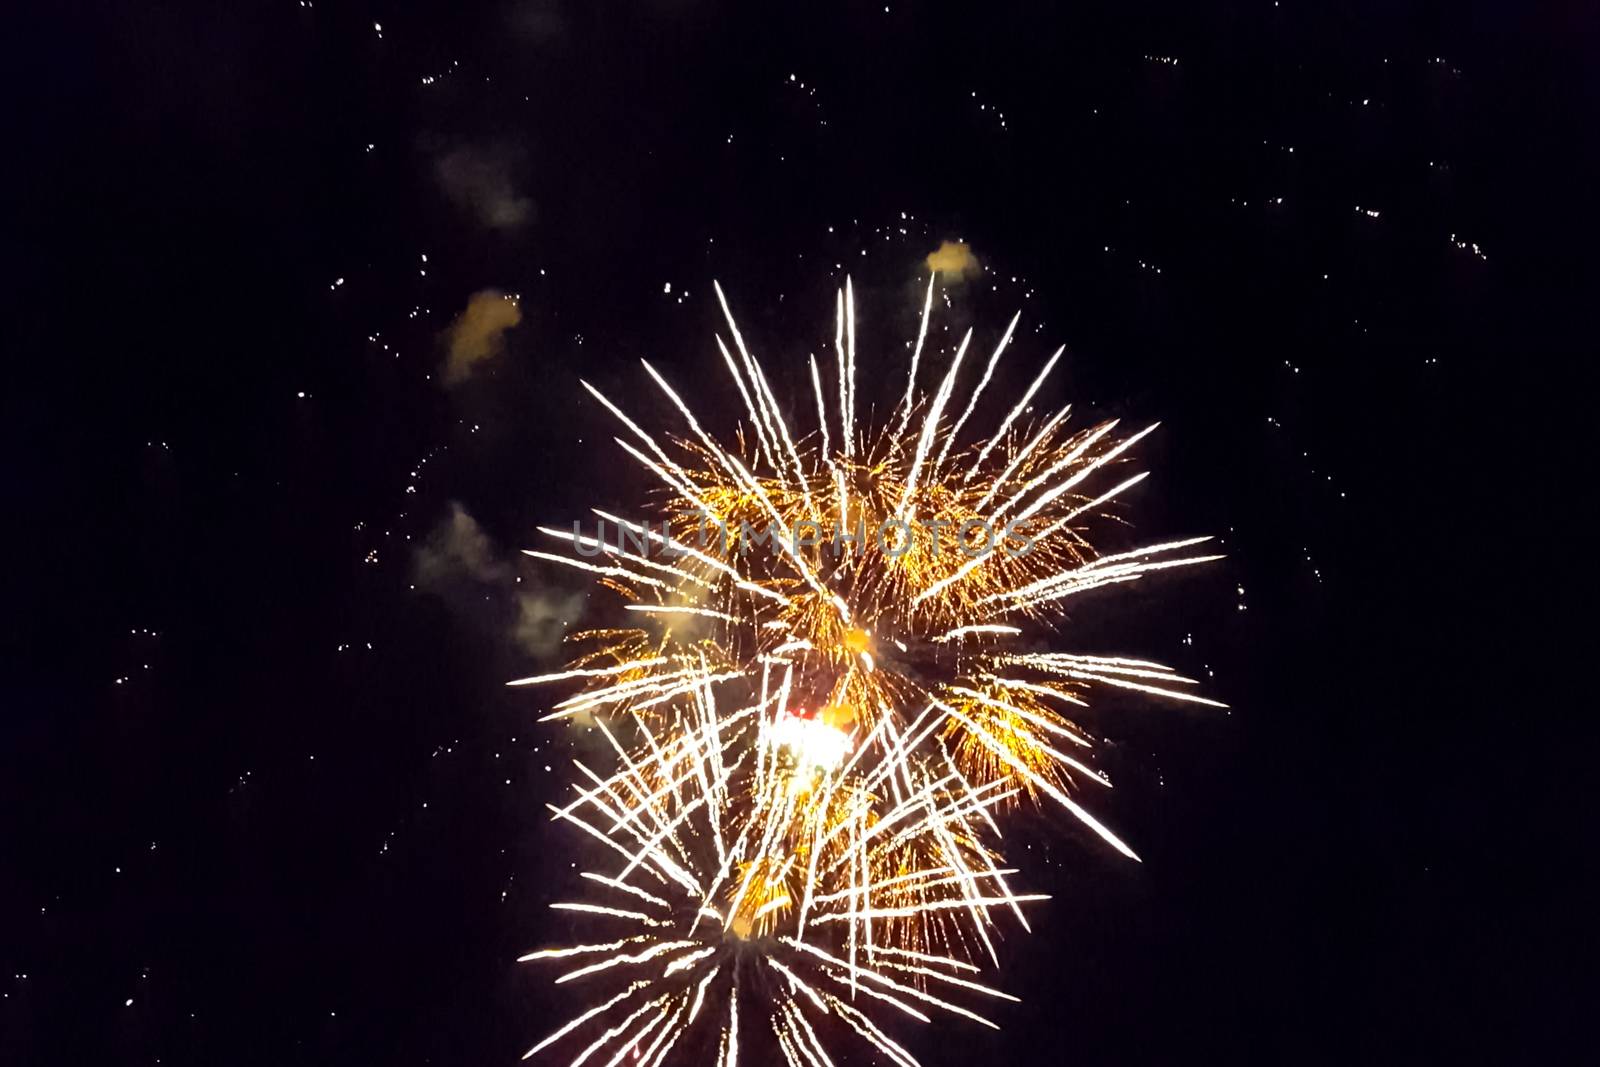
[443,289,522,385]
[925,240,981,278]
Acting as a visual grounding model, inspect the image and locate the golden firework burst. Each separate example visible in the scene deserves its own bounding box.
[512,274,1224,1066]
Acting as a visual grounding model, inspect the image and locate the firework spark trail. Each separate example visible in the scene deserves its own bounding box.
[962,344,1065,484]
[898,327,973,523]
[513,273,1223,1064]
[932,311,1018,474]
[895,275,938,440]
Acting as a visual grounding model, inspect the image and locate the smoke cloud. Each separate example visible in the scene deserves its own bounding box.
[414,502,510,584]
[443,289,522,386]
[514,588,587,660]
[925,240,981,279]
[435,145,534,230]
[413,503,584,661]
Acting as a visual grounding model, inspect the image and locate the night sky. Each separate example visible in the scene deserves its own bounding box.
[4,2,1587,1064]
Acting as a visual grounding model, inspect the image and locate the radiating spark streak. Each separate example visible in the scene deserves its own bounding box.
[1010,450,1149,530]
[810,895,1048,922]
[724,983,740,1067]
[711,320,778,470]
[580,873,671,910]
[1026,667,1231,708]
[591,510,791,605]
[844,277,857,459]
[547,671,710,723]
[991,537,1218,605]
[834,290,851,460]
[722,326,823,525]
[947,687,1108,780]
[581,381,715,505]
[938,702,1141,860]
[829,462,850,536]
[559,762,667,838]
[930,624,1022,643]
[808,353,851,528]
[793,781,831,943]
[766,957,829,1013]
[775,1030,804,1067]
[785,1000,837,1067]
[549,667,714,714]
[866,946,982,973]
[896,273,938,439]
[550,902,658,925]
[735,337,809,508]
[717,332,782,476]
[1011,657,1198,685]
[570,996,670,1067]
[535,526,716,590]
[544,804,688,892]
[821,992,921,1067]
[849,799,863,994]
[625,604,741,624]
[542,672,745,721]
[782,938,1001,1029]
[874,959,1023,1001]
[937,737,1009,848]
[810,866,1020,905]
[610,779,714,883]
[1027,651,1181,669]
[632,707,695,820]
[993,552,1225,612]
[753,894,793,921]
[640,358,775,508]
[919,818,1014,955]
[723,452,845,617]
[602,1005,670,1067]
[521,547,674,591]
[809,354,833,459]
[919,469,1154,608]
[507,658,670,687]
[1084,535,1217,570]
[638,1003,686,1067]
[521,984,645,1059]
[933,311,1018,474]
[989,418,1121,519]
[519,938,647,963]
[898,328,973,517]
[774,1009,810,1067]
[814,966,931,1023]
[609,437,717,519]
[687,966,720,1024]
[806,862,967,904]
[662,945,719,976]
[963,343,1064,482]
[986,676,1091,709]
[973,404,1072,511]
[1009,554,1227,611]
[713,281,788,471]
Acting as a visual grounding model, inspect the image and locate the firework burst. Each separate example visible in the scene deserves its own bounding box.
[513,274,1223,1064]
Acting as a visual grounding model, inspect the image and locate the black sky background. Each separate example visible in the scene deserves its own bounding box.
[3,1,1592,1064]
